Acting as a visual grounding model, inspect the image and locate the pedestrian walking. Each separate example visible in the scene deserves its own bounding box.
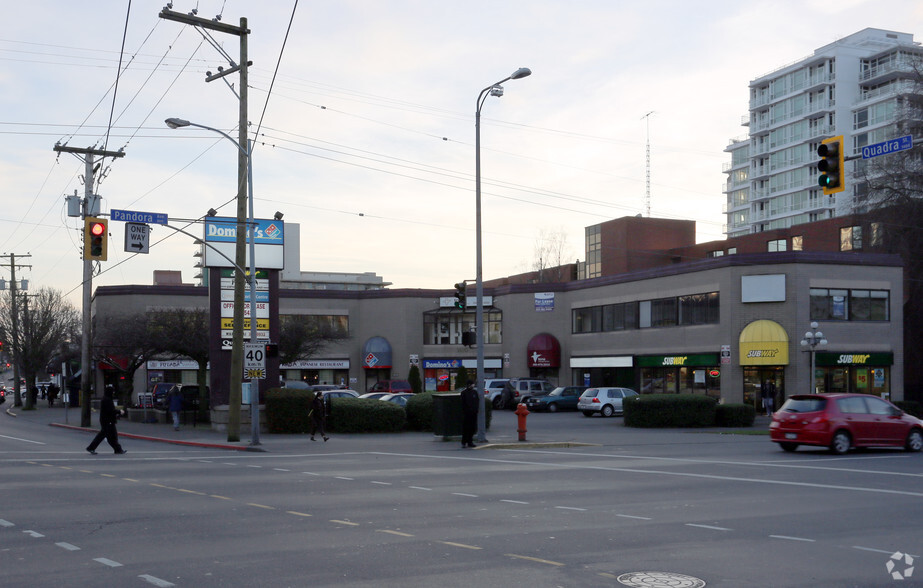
[762,379,777,417]
[460,382,479,448]
[167,386,184,431]
[309,391,329,442]
[87,386,126,455]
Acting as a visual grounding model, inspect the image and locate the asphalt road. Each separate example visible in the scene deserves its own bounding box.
[2,408,921,587]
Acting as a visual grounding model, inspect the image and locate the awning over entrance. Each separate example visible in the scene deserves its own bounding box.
[527,333,561,368]
[362,336,392,369]
[739,319,789,366]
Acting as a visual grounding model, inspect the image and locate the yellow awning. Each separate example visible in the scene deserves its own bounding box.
[739,319,789,365]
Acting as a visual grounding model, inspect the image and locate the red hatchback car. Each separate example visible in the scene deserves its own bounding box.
[770,393,923,454]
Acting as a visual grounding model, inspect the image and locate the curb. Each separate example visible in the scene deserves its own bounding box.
[49,422,263,452]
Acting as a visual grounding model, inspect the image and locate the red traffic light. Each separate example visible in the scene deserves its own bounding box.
[89,221,105,236]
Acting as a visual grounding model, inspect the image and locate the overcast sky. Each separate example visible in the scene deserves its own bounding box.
[3,1,923,307]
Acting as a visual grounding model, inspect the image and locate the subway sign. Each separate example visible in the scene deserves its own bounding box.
[815,352,893,366]
[637,354,720,367]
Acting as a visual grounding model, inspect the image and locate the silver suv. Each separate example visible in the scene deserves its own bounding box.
[482,379,510,407]
[497,378,554,410]
[577,387,638,417]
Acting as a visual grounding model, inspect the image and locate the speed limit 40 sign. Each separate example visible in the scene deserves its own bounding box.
[244,342,266,380]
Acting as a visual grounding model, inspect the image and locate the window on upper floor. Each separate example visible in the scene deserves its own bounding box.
[767,239,787,252]
[810,288,889,321]
[840,226,862,251]
[423,309,502,345]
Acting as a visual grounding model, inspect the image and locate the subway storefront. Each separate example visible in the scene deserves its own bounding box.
[813,352,893,399]
[637,354,721,399]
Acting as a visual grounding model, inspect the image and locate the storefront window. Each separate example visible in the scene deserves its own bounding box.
[424,309,501,345]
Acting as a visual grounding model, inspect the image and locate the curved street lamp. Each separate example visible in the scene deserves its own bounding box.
[800,321,827,394]
[474,67,531,442]
[165,117,262,446]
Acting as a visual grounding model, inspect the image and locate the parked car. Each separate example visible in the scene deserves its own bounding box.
[578,387,638,417]
[769,393,923,454]
[149,382,176,409]
[324,389,360,399]
[359,392,390,400]
[497,378,554,410]
[525,386,587,412]
[483,378,510,407]
[379,393,414,406]
[367,380,413,394]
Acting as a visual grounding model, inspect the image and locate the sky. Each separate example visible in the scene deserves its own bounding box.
[3,0,923,308]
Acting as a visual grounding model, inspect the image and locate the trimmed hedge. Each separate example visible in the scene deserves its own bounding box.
[715,403,756,427]
[623,394,717,428]
[405,390,492,432]
[265,388,406,434]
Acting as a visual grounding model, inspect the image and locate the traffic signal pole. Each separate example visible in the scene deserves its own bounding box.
[52,144,124,427]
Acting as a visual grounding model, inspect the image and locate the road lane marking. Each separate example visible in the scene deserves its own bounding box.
[853,546,896,555]
[500,499,529,504]
[770,535,815,542]
[452,492,478,498]
[0,435,45,444]
[555,506,587,511]
[440,541,482,550]
[378,530,414,537]
[409,486,431,491]
[0,520,14,527]
[287,511,312,517]
[335,476,354,480]
[247,503,275,510]
[139,574,175,587]
[23,530,44,538]
[101,474,116,478]
[210,495,232,500]
[371,481,391,485]
[56,542,80,551]
[686,523,732,531]
[177,489,206,495]
[123,478,140,482]
[94,558,123,567]
[505,553,565,566]
[330,520,359,526]
[274,468,291,472]
[616,514,652,520]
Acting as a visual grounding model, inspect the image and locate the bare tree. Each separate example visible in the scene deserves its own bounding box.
[854,56,923,399]
[147,308,210,410]
[278,315,350,367]
[532,227,574,283]
[93,312,161,407]
[0,288,79,409]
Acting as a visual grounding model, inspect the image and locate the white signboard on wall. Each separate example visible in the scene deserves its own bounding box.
[741,274,786,303]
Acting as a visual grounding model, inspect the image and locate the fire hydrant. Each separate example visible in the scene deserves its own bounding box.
[514,403,530,441]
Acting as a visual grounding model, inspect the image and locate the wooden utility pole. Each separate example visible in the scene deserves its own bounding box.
[52,144,124,426]
[0,253,31,407]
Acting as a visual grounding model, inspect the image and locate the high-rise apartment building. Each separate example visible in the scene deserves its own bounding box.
[724,28,923,237]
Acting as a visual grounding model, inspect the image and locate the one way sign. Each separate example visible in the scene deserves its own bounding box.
[125,222,150,254]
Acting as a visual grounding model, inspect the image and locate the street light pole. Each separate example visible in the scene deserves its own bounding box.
[800,321,827,394]
[165,118,261,445]
[474,67,531,443]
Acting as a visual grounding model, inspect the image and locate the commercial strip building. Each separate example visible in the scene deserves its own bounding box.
[724,28,923,236]
[92,238,904,416]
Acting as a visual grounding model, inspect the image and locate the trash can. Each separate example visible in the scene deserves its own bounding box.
[432,393,463,439]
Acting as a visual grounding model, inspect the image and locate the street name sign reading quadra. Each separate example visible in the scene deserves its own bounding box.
[862,135,913,160]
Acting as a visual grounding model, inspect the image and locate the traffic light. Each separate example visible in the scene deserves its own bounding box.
[83,217,108,261]
[817,135,845,196]
[265,343,279,358]
[454,281,467,309]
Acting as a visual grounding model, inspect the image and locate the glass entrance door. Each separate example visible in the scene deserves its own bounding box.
[743,367,784,415]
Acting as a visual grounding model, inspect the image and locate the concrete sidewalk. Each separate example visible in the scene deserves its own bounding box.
[5,402,772,453]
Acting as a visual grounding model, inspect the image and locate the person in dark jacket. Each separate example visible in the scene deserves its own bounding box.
[87,386,126,455]
[309,391,329,442]
[167,386,184,431]
[460,383,479,448]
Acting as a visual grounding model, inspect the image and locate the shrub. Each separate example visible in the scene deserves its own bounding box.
[407,365,423,395]
[624,394,717,428]
[266,389,406,434]
[405,390,491,432]
[715,403,756,427]
[327,398,406,433]
[266,388,311,434]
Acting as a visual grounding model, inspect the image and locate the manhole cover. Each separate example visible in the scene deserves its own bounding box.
[617,571,706,588]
